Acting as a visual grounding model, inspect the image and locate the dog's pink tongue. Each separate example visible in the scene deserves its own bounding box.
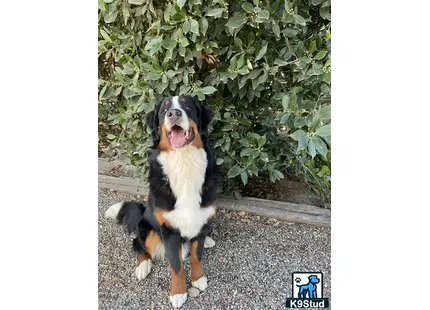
[170,128,187,148]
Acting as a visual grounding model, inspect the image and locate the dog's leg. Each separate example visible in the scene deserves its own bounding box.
[310,286,317,298]
[161,226,187,308]
[190,225,209,291]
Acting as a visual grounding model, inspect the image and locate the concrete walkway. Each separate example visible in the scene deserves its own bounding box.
[98,189,331,309]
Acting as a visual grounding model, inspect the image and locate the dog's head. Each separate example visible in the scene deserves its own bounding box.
[145,96,214,151]
[308,275,320,284]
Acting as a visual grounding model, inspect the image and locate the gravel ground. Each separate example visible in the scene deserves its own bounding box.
[99,188,331,310]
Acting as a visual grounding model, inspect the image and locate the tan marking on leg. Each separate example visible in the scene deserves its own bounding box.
[170,253,187,296]
[189,120,204,149]
[190,240,205,281]
[138,252,151,262]
[145,230,162,256]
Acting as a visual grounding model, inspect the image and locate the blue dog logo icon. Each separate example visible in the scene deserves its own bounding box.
[286,272,329,308]
[296,275,320,299]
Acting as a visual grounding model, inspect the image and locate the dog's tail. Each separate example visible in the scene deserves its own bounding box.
[104,201,146,234]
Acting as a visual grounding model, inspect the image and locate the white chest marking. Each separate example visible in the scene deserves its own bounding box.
[157,146,215,238]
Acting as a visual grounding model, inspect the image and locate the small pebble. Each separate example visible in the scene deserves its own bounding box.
[188,287,200,298]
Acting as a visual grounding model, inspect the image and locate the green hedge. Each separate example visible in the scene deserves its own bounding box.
[98,0,331,206]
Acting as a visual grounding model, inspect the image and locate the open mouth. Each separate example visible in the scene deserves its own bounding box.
[167,125,194,148]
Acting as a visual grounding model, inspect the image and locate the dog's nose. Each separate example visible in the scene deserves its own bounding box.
[167,109,182,121]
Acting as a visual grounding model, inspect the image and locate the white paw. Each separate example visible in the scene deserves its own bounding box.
[135,259,152,280]
[204,236,215,248]
[191,276,208,291]
[169,293,187,308]
[104,202,124,219]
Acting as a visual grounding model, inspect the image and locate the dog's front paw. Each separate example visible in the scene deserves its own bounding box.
[135,259,152,280]
[204,236,215,248]
[191,276,208,291]
[169,293,187,308]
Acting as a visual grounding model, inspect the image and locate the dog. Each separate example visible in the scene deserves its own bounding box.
[104,95,220,308]
[297,275,320,299]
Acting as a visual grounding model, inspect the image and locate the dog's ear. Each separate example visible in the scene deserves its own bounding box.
[201,104,214,132]
[145,100,161,141]
[191,97,214,133]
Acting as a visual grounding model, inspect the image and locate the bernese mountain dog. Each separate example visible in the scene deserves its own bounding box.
[105,95,220,308]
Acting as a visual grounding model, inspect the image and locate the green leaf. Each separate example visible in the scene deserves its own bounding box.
[247,59,253,70]
[314,136,328,157]
[228,165,243,178]
[259,152,269,162]
[216,158,224,165]
[226,15,247,29]
[290,129,306,141]
[182,20,190,34]
[177,0,187,9]
[308,139,317,158]
[274,59,289,66]
[190,19,199,34]
[128,0,145,4]
[240,148,254,157]
[103,11,118,23]
[315,124,331,137]
[99,29,111,43]
[319,105,331,121]
[206,8,224,17]
[309,40,316,54]
[290,92,297,111]
[282,94,290,110]
[179,37,189,47]
[200,17,209,36]
[99,0,107,11]
[179,45,186,57]
[315,50,328,60]
[273,169,284,179]
[294,116,307,128]
[201,86,217,95]
[161,37,176,50]
[147,71,162,80]
[272,22,280,37]
[280,113,289,124]
[107,134,116,140]
[255,43,267,61]
[258,135,266,148]
[297,135,309,152]
[240,171,249,185]
[320,5,331,20]
[242,2,254,13]
[293,14,306,26]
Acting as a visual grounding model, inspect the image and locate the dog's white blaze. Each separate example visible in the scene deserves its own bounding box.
[165,96,189,131]
[158,146,215,239]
